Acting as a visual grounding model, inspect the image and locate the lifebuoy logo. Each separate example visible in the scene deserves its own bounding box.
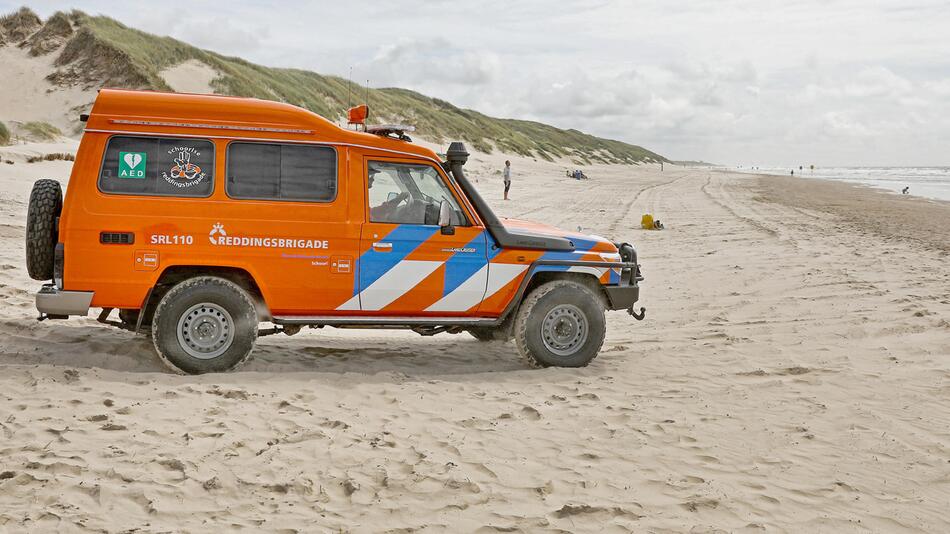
[162,147,207,188]
[208,223,329,249]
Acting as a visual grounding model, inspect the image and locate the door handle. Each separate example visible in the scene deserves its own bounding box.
[372,242,393,251]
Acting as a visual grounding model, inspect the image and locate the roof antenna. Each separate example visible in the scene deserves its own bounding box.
[346,67,353,111]
[365,79,370,122]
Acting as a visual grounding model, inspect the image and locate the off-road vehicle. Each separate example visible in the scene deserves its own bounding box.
[27,89,644,373]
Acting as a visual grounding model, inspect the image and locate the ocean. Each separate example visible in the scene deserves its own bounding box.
[737,167,950,202]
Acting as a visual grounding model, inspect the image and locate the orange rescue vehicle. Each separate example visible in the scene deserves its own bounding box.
[26,89,644,374]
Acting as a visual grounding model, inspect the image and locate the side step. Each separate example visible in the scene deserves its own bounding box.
[271,315,498,327]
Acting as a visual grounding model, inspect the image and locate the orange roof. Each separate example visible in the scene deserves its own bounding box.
[86,89,440,160]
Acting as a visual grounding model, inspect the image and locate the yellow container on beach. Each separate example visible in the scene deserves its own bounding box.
[641,214,654,229]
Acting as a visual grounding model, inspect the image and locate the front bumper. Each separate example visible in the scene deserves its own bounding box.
[604,285,640,310]
[534,257,642,311]
[36,284,93,317]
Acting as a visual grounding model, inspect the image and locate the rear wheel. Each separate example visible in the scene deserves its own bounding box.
[514,280,606,368]
[151,277,258,374]
[26,179,62,281]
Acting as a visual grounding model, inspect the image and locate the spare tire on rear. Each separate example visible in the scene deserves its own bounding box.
[26,179,63,281]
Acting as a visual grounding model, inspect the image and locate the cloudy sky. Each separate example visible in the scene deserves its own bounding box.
[12,1,950,165]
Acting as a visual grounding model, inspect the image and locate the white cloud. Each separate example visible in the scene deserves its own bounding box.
[363,39,501,88]
[11,0,950,165]
[843,67,913,98]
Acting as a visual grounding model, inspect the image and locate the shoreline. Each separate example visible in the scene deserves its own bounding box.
[736,167,950,202]
[750,172,950,253]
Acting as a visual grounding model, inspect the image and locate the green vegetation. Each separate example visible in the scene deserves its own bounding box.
[0,121,9,145]
[0,6,41,44]
[8,7,667,163]
[673,160,720,167]
[26,152,75,163]
[21,121,62,141]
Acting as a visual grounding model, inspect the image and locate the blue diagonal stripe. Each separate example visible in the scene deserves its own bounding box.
[539,235,599,265]
[441,231,489,297]
[355,225,440,295]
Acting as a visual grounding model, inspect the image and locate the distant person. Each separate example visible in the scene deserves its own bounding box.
[902,186,910,194]
[791,170,794,176]
[503,160,511,200]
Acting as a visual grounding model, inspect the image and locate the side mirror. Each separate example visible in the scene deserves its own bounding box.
[438,200,455,234]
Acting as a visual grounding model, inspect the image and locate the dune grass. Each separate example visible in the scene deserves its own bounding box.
[8,8,666,163]
[26,152,75,163]
[0,121,9,145]
[21,121,62,141]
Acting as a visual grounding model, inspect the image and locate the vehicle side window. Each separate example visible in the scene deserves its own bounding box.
[367,161,467,226]
[227,142,336,202]
[99,136,214,197]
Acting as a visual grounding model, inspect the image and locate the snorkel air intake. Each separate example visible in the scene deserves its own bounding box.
[445,142,573,251]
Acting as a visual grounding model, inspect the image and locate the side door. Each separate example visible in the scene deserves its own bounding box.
[339,158,489,314]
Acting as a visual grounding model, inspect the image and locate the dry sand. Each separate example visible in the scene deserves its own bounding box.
[158,60,220,95]
[0,142,948,533]
[0,46,96,136]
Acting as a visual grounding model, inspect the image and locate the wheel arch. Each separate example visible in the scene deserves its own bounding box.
[496,270,607,325]
[522,271,607,305]
[147,265,270,321]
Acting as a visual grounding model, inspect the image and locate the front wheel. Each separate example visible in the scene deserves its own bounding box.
[514,280,606,368]
[151,277,258,374]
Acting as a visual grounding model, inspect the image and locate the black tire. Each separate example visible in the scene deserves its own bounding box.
[26,179,63,281]
[514,280,606,368]
[151,277,258,374]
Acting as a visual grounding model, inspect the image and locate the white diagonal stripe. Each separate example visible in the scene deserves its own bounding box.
[567,266,607,277]
[484,263,529,300]
[357,260,443,311]
[426,264,489,312]
[337,293,361,310]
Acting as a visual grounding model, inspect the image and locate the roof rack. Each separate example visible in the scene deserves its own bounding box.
[366,124,415,141]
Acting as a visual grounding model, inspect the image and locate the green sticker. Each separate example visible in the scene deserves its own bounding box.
[118,151,147,179]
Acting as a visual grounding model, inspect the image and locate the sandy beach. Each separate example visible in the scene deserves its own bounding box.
[0,142,947,532]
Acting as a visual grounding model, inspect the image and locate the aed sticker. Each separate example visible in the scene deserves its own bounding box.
[119,152,147,179]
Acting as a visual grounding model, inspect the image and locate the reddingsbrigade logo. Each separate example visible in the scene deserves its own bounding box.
[209,223,329,249]
[162,146,207,188]
[208,223,227,244]
[118,151,146,178]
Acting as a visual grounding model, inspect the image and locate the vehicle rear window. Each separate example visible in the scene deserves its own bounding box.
[99,136,214,197]
[227,142,337,202]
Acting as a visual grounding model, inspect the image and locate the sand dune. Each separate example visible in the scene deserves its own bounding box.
[0,144,948,532]
[159,60,220,95]
[0,45,95,135]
